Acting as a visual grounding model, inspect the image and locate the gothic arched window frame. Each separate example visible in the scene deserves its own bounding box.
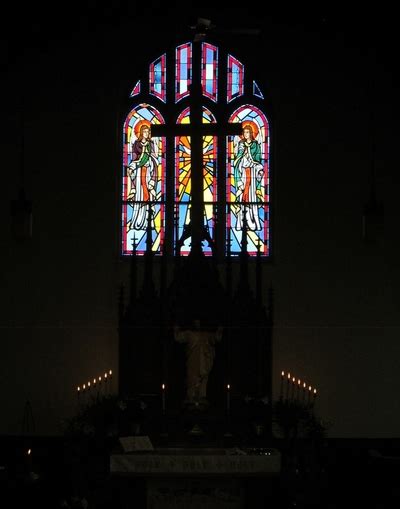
[120,40,271,259]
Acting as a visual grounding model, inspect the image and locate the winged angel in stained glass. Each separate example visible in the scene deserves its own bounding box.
[126,122,158,231]
[233,123,264,231]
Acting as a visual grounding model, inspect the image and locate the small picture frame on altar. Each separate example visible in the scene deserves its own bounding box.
[119,435,154,453]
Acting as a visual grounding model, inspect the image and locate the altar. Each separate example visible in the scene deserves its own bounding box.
[110,446,281,509]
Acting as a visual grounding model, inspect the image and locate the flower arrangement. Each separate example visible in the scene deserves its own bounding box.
[65,394,147,438]
[272,399,329,440]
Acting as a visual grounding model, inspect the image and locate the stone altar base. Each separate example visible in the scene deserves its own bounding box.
[110,447,280,509]
[147,478,243,509]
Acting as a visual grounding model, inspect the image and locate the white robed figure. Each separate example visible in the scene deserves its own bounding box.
[174,320,223,405]
[127,123,159,231]
[233,123,264,231]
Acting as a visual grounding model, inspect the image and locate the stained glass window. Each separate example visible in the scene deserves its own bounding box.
[175,107,217,256]
[226,105,270,256]
[227,55,244,103]
[122,104,165,255]
[130,80,141,97]
[123,43,270,258]
[149,54,166,102]
[201,43,218,102]
[253,81,264,99]
[176,43,192,103]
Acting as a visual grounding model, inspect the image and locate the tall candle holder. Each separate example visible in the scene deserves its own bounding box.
[160,383,168,438]
[161,384,166,414]
[286,372,291,401]
[291,377,296,400]
[312,388,317,413]
[224,384,233,438]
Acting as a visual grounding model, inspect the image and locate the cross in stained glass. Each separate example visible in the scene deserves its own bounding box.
[151,41,242,256]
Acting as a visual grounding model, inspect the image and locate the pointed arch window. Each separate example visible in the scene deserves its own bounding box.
[227,54,244,103]
[149,54,166,102]
[174,106,217,256]
[227,105,270,255]
[121,42,271,257]
[176,42,192,103]
[201,43,218,102]
[122,104,165,255]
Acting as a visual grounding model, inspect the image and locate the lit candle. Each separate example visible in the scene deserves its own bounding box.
[303,382,306,402]
[104,372,108,395]
[161,383,166,414]
[291,377,296,400]
[312,388,317,408]
[226,384,231,413]
[297,379,301,401]
[280,371,285,400]
[109,370,113,394]
[308,385,312,404]
[77,386,81,408]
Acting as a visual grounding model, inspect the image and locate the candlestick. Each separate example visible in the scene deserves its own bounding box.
[93,378,98,401]
[302,382,306,402]
[109,370,113,395]
[312,388,317,409]
[291,377,296,400]
[308,386,312,405]
[104,372,108,396]
[286,373,291,401]
[297,379,301,401]
[280,371,284,400]
[226,384,231,413]
[161,383,166,414]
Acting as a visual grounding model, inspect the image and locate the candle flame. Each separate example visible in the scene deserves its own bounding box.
[162,384,165,390]
[303,383,306,388]
[281,371,284,377]
[227,384,230,390]
[309,386,312,391]
[83,384,86,390]
[99,376,102,382]
[287,372,291,379]
[104,373,108,379]
[314,389,317,395]
[88,381,91,387]
[292,377,295,383]
[27,449,31,456]
[298,379,301,385]
[109,370,112,375]
[77,386,80,392]
[93,378,96,384]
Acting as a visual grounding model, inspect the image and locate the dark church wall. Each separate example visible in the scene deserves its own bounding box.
[0,5,395,437]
